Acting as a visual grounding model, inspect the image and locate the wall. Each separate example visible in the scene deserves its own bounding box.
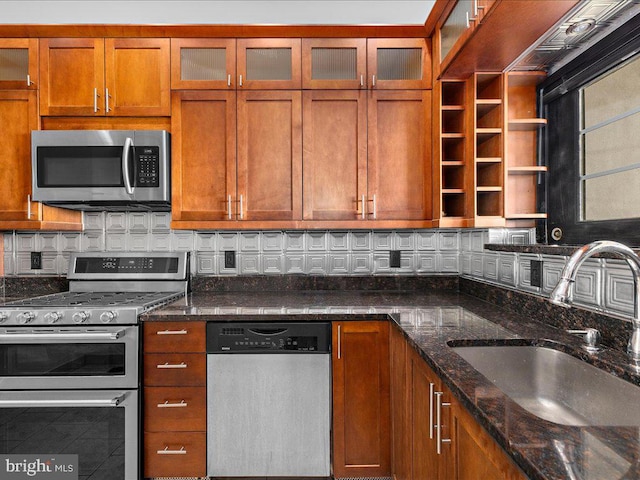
[1,212,636,321]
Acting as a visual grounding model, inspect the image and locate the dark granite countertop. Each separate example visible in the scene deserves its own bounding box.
[144,285,640,480]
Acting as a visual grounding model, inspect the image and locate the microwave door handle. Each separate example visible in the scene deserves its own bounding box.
[122,137,135,195]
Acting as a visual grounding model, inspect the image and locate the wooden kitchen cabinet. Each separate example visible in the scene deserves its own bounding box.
[143,321,206,479]
[171,90,237,223]
[0,90,82,231]
[332,321,391,478]
[39,37,170,116]
[0,38,38,89]
[302,89,367,221]
[368,89,432,221]
[451,397,527,480]
[171,89,302,228]
[390,325,526,480]
[171,38,236,90]
[433,0,578,78]
[302,37,431,90]
[237,38,301,90]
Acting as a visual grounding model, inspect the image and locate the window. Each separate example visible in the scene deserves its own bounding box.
[543,18,640,245]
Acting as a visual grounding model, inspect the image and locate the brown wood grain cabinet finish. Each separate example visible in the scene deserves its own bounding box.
[237,90,303,221]
[302,90,367,221]
[170,38,237,90]
[332,321,391,478]
[39,37,170,116]
[390,324,411,480]
[0,90,82,230]
[368,89,432,220]
[171,90,237,222]
[143,353,206,386]
[143,321,206,352]
[143,386,207,432]
[144,431,207,478]
[0,38,38,89]
[237,38,301,90]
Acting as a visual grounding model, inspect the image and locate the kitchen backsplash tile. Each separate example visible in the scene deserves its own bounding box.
[1,211,636,322]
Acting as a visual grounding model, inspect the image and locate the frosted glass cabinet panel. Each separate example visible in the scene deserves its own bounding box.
[302,38,367,89]
[171,39,236,89]
[238,39,301,89]
[367,38,431,90]
[0,39,38,89]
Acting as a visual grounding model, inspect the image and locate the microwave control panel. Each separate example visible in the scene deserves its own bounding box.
[135,147,160,187]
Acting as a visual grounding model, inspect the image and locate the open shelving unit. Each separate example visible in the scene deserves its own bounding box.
[504,71,548,226]
[472,73,505,226]
[439,79,472,227]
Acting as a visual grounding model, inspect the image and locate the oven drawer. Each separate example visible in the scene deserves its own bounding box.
[144,386,206,432]
[143,353,206,386]
[144,321,205,352]
[144,431,207,478]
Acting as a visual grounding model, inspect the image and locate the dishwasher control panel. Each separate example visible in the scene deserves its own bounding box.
[206,322,331,353]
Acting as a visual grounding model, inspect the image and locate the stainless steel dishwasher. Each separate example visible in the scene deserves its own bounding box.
[206,322,331,478]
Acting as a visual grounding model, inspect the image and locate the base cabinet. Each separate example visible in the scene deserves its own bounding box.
[332,321,391,478]
[142,321,206,479]
[391,324,526,480]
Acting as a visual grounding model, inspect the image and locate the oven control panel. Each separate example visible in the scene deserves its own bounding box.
[207,322,331,354]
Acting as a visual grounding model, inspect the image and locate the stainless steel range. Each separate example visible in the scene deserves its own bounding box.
[0,252,189,480]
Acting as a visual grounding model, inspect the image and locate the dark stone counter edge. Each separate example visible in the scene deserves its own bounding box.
[485,243,640,257]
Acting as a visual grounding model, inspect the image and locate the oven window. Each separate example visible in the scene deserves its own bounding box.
[0,407,125,479]
[0,344,125,376]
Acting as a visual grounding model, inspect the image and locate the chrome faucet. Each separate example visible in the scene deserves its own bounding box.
[550,240,640,363]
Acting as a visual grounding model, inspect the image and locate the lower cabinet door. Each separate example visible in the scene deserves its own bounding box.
[144,431,206,478]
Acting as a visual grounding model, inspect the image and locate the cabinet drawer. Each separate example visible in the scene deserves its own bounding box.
[143,321,205,352]
[144,386,206,432]
[144,431,206,478]
[143,353,206,386]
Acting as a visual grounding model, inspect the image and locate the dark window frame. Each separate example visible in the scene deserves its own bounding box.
[541,17,640,246]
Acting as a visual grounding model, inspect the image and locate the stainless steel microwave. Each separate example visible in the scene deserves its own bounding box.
[31,129,170,211]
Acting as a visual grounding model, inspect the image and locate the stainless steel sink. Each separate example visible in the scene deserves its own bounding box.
[451,345,640,426]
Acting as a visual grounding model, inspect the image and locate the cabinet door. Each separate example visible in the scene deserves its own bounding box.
[390,325,411,480]
[39,38,105,116]
[367,38,432,90]
[105,38,170,116]
[409,347,442,479]
[368,90,432,220]
[0,90,38,221]
[333,321,391,478]
[302,38,367,89]
[171,38,236,90]
[237,38,301,90]
[302,90,367,220]
[237,90,302,221]
[452,399,526,480]
[0,38,38,89]
[171,91,237,222]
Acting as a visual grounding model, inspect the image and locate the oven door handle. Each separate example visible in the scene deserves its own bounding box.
[0,394,124,408]
[0,330,125,342]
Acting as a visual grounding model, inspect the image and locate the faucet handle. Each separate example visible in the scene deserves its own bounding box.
[567,328,601,353]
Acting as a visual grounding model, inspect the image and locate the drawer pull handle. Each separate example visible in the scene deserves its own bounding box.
[156,329,188,335]
[157,400,188,408]
[157,446,187,455]
[157,362,187,369]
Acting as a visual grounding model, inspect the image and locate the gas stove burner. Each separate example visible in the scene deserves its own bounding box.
[0,252,189,326]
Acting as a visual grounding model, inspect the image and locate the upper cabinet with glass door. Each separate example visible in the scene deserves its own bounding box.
[237,38,301,90]
[171,39,236,90]
[302,38,431,90]
[0,39,38,90]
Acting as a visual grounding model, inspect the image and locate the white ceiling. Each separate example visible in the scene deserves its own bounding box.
[0,1,435,25]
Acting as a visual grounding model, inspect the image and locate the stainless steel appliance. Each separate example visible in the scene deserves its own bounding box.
[206,322,331,478]
[0,252,189,480]
[31,130,170,211]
